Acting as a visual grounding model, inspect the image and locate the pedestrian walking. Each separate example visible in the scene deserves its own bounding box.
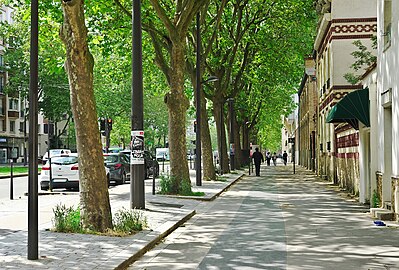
[282,151,288,166]
[272,152,277,166]
[252,148,264,176]
[266,152,271,166]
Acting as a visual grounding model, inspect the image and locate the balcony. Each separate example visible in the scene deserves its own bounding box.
[8,111,19,118]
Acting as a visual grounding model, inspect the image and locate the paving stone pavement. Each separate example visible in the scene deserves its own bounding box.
[0,169,245,270]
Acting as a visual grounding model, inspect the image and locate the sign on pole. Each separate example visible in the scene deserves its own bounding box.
[130,130,144,164]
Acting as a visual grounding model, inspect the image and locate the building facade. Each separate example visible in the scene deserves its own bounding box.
[298,57,318,172]
[314,0,377,194]
[0,6,71,163]
[376,0,399,219]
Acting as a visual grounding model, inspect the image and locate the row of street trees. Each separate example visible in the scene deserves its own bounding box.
[0,0,316,232]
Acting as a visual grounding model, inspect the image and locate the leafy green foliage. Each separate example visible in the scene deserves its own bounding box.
[372,189,381,208]
[52,204,82,233]
[158,173,204,196]
[52,204,147,235]
[113,207,148,234]
[344,37,377,85]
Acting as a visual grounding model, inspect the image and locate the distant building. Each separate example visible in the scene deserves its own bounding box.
[0,5,71,163]
[297,56,318,172]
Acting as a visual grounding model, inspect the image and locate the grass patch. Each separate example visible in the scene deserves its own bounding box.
[216,175,227,182]
[158,174,205,196]
[230,171,238,174]
[52,204,147,236]
[0,166,29,175]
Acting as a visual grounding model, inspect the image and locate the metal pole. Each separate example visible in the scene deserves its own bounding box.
[48,121,53,192]
[162,154,164,172]
[228,98,235,171]
[292,142,296,174]
[10,159,13,200]
[131,0,145,209]
[28,0,39,260]
[152,158,155,195]
[195,12,202,186]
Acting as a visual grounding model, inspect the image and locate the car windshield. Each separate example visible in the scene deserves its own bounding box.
[51,156,78,165]
[104,155,119,163]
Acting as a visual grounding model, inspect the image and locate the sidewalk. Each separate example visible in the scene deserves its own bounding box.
[0,169,245,269]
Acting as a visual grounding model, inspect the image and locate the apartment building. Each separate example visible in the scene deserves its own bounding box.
[297,56,318,172]
[314,0,377,194]
[0,6,71,163]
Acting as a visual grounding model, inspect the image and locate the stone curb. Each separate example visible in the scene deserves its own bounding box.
[115,209,196,270]
[0,173,28,179]
[161,173,244,202]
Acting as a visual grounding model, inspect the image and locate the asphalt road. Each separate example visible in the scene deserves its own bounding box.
[129,165,399,270]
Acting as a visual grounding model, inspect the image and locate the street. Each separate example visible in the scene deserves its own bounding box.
[0,176,29,200]
[129,164,399,270]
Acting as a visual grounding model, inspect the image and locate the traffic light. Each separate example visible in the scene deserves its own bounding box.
[107,118,112,130]
[99,117,105,131]
[194,120,197,133]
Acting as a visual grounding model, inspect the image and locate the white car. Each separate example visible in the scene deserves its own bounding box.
[40,154,110,191]
[42,149,72,165]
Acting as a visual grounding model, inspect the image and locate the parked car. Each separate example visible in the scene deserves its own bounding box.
[40,154,110,191]
[120,150,159,179]
[104,153,130,185]
[42,149,72,165]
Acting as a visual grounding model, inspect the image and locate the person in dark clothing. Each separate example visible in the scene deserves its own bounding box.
[266,152,271,166]
[252,148,264,176]
[282,151,288,166]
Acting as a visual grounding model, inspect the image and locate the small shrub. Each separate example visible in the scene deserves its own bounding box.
[52,204,82,233]
[52,204,147,236]
[372,189,381,208]
[113,207,147,234]
[158,173,178,194]
[216,176,227,182]
[158,174,204,196]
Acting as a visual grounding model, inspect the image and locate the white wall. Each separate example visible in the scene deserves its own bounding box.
[332,0,377,19]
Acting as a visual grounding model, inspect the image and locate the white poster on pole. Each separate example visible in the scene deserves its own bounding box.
[130,130,144,164]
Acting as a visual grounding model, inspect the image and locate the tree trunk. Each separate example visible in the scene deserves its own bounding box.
[60,0,112,232]
[213,100,229,174]
[233,117,242,169]
[166,41,190,191]
[200,91,216,181]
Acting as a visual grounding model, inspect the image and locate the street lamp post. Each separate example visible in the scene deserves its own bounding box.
[131,0,145,209]
[28,0,39,260]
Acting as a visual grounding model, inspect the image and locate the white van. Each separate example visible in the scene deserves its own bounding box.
[156,148,169,161]
[42,149,72,164]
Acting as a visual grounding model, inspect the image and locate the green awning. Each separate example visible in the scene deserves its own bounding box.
[326,88,370,130]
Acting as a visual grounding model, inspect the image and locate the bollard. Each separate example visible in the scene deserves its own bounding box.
[162,154,165,172]
[10,159,13,200]
[49,157,53,192]
[152,158,156,195]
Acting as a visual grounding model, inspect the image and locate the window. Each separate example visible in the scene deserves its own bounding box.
[8,98,18,111]
[0,55,3,66]
[19,122,23,133]
[10,120,15,133]
[384,0,392,48]
[0,120,5,132]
